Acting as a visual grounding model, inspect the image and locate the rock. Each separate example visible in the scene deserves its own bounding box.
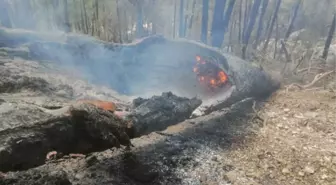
[223,170,239,183]
[298,171,305,176]
[321,174,328,180]
[282,168,290,174]
[304,165,315,174]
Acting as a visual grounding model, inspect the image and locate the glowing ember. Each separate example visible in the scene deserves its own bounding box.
[76,99,117,112]
[193,55,228,91]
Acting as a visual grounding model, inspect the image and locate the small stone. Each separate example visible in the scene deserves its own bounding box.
[211,156,218,162]
[224,171,238,183]
[284,108,290,112]
[321,174,328,180]
[282,168,290,174]
[298,171,305,176]
[304,166,315,174]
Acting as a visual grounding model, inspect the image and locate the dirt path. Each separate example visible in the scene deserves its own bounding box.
[220,89,336,185]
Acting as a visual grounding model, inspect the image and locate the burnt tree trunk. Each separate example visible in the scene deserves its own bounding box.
[136,3,144,38]
[242,0,250,37]
[79,0,86,34]
[211,0,227,47]
[0,0,12,28]
[116,0,123,42]
[238,0,242,43]
[94,0,100,37]
[322,14,336,61]
[242,0,262,59]
[221,0,236,45]
[63,0,71,32]
[273,16,279,59]
[187,0,197,37]
[201,0,209,43]
[263,0,281,52]
[253,0,269,49]
[83,0,89,34]
[173,0,178,38]
[284,0,301,41]
[179,0,185,37]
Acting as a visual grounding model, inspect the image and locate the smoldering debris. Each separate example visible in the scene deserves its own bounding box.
[0,27,280,184]
[127,92,202,136]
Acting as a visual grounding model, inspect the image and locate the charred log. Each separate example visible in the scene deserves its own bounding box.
[0,103,131,172]
[0,97,256,185]
[127,92,202,136]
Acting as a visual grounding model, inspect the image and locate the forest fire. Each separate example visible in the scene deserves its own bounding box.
[193,55,228,91]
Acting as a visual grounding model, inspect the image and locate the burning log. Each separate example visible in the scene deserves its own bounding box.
[193,55,230,91]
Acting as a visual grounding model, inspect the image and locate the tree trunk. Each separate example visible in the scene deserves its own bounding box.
[211,0,227,47]
[116,0,123,42]
[322,14,336,61]
[83,0,89,34]
[179,0,185,37]
[262,0,281,52]
[201,0,209,43]
[284,0,301,41]
[0,0,12,28]
[274,16,279,59]
[95,0,100,37]
[136,3,144,38]
[63,0,71,32]
[242,0,262,59]
[253,0,269,49]
[242,0,250,36]
[173,0,177,38]
[221,0,236,45]
[238,0,242,43]
[187,0,197,38]
[80,0,86,34]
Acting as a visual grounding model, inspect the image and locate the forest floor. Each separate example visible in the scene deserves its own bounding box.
[219,88,336,185]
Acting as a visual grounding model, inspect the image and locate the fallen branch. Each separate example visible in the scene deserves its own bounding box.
[251,100,264,122]
[296,67,324,74]
[280,40,292,74]
[286,70,335,91]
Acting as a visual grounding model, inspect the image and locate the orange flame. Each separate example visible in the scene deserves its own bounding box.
[193,55,228,90]
[196,55,201,62]
[76,99,117,112]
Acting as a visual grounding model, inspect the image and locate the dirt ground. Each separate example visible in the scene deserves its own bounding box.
[217,88,336,185]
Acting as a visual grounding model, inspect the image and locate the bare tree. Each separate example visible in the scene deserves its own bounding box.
[173,0,177,38]
[201,0,209,43]
[0,0,12,28]
[322,14,336,61]
[179,0,185,37]
[254,0,269,49]
[242,0,262,59]
[211,0,227,47]
[263,0,282,52]
[63,0,70,32]
[284,0,302,41]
